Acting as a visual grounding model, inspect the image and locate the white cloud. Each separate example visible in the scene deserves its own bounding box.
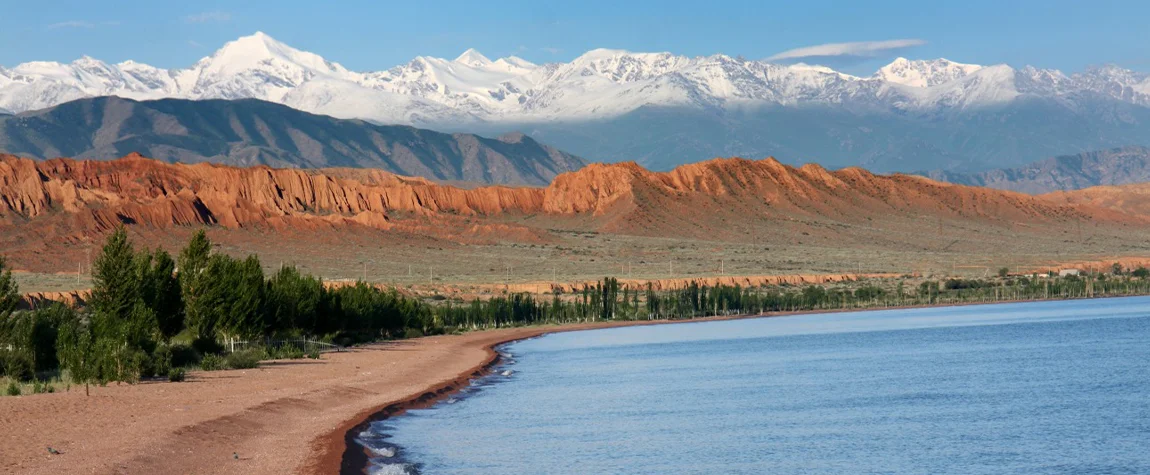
[188,40,203,48]
[542,47,561,55]
[47,20,95,30]
[767,39,927,62]
[185,11,231,23]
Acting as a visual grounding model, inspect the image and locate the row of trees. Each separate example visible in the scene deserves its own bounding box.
[0,229,444,393]
[439,271,1150,327]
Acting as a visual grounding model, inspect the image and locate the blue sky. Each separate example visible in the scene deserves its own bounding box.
[2,0,1148,75]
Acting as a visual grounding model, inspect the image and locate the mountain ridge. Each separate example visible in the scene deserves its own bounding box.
[3,32,1148,124]
[3,152,1146,276]
[922,146,1150,194]
[0,152,1128,239]
[4,32,1150,173]
[0,96,585,185]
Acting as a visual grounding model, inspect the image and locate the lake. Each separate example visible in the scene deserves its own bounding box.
[360,296,1150,474]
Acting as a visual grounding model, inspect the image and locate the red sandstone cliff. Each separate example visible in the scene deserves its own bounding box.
[0,153,544,235]
[1,154,1132,243]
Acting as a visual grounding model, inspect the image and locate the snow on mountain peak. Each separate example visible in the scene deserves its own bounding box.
[182,31,350,102]
[875,57,983,87]
[202,31,341,73]
[0,33,1147,124]
[493,56,537,70]
[454,48,493,68]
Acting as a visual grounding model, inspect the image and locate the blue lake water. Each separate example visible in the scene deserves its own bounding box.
[361,297,1150,474]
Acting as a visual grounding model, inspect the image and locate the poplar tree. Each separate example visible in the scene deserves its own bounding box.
[88,227,154,382]
[147,250,184,341]
[265,265,323,336]
[179,230,214,344]
[89,227,139,323]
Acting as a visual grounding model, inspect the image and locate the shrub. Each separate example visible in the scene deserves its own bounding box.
[168,368,186,382]
[148,345,173,378]
[403,327,425,339]
[306,349,321,360]
[224,350,262,370]
[199,354,226,371]
[32,379,44,394]
[191,337,224,356]
[2,352,34,382]
[270,344,304,360]
[169,344,201,368]
[6,380,20,396]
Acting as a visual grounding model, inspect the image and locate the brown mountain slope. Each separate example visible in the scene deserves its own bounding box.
[2,153,1144,278]
[540,158,1125,239]
[0,153,543,232]
[2,154,1118,233]
[1042,183,1150,218]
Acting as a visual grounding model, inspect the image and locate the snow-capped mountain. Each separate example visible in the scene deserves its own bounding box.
[873,58,983,88]
[3,32,1149,125]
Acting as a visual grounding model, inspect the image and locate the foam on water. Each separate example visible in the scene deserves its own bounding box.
[359,343,520,474]
[367,463,416,475]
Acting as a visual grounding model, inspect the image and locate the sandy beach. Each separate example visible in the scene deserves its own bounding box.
[0,320,664,475]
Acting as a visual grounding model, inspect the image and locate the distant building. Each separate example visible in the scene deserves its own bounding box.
[1058,269,1081,277]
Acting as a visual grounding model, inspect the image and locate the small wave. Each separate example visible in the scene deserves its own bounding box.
[369,446,397,458]
[368,462,416,475]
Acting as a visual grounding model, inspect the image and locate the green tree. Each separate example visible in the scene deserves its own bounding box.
[224,255,266,340]
[179,230,215,344]
[57,311,99,396]
[0,256,18,318]
[998,267,1010,278]
[6,304,74,374]
[87,228,160,383]
[1111,262,1124,276]
[196,254,265,346]
[0,256,22,378]
[265,266,323,336]
[90,227,141,323]
[138,249,183,341]
[1133,267,1150,279]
